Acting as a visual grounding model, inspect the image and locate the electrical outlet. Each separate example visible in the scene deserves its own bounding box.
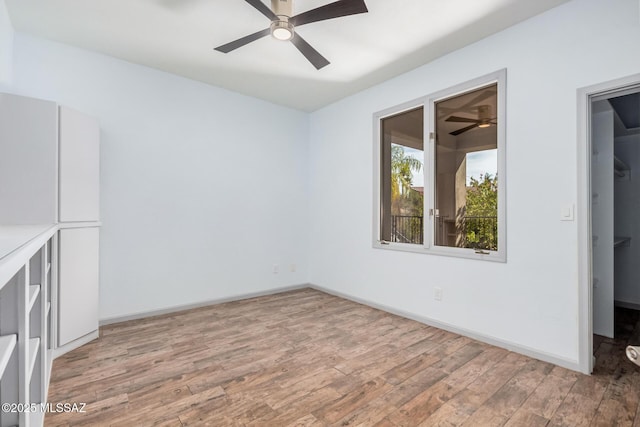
[434,287,443,301]
[273,264,279,274]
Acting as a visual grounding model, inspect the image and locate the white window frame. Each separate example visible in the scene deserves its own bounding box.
[373,69,507,262]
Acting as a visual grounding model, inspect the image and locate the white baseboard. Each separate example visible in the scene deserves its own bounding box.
[53,330,99,358]
[98,283,581,372]
[99,284,309,326]
[308,284,581,372]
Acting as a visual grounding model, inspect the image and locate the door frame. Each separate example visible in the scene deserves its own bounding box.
[577,73,640,374]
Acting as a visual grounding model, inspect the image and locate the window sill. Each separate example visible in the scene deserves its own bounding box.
[372,240,506,263]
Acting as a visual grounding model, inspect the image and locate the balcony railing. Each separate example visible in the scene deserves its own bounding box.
[463,216,498,250]
[391,215,423,244]
[391,215,497,250]
[391,215,424,244]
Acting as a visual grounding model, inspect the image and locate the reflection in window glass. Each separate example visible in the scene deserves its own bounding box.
[434,84,498,250]
[380,107,424,244]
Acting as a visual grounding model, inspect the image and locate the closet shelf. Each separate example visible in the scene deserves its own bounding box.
[614,236,631,248]
[28,284,40,312]
[0,334,17,378]
[28,337,40,380]
[0,225,57,289]
[614,155,630,178]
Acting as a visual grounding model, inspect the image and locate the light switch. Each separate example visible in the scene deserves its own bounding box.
[560,204,574,221]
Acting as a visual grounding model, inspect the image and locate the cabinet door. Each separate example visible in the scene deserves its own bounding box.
[0,93,58,224]
[58,228,99,346]
[59,106,100,222]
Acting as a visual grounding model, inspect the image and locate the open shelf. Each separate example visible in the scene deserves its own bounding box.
[614,155,630,178]
[0,334,17,378]
[0,225,54,262]
[28,284,40,312]
[28,337,40,379]
[614,236,631,248]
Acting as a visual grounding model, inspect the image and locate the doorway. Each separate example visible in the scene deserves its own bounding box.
[579,74,640,374]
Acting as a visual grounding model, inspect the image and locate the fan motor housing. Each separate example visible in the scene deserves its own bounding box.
[271,0,293,17]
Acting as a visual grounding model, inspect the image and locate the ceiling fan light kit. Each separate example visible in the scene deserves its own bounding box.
[477,106,492,128]
[214,0,369,70]
[271,18,294,41]
[445,104,497,135]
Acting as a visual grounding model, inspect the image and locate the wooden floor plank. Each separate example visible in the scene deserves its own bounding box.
[44,289,640,426]
[547,376,608,426]
[459,359,553,426]
[508,367,578,420]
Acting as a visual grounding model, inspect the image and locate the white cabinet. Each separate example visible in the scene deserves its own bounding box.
[58,227,99,346]
[0,94,57,225]
[56,105,101,350]
[0,92,100,425]
[57,104,100,348]
[0,94,100,225]
[59,106,100,222]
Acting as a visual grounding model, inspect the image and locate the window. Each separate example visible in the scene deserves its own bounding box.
[374,70,506,261]
[379,106,424,245]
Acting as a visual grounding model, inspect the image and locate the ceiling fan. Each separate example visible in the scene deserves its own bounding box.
[446,105,496,136]
[214,0,368,70]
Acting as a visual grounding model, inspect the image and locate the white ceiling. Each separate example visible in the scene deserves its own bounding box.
[5,0,570,111]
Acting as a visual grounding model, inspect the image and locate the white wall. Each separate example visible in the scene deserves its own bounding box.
[6,34,309,320]
[615,133,640,305]
[308,0,640,367]
[0,0,13,85]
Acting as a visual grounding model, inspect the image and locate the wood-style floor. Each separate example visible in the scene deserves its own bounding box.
[45,289,640,426]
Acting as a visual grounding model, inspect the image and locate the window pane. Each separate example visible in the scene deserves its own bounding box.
[380,107,424,244]
[434,85,498,250]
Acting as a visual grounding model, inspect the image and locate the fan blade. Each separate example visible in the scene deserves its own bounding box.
[290,33,330,70]
[450,124,478,136]
[244,0,277,20]
[445,116,480,123]
[291,0,368,27]
[214,28,271,53]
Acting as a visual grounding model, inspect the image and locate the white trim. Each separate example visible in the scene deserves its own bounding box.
[52,330,98,358]
[57,221,102,229]
[50,232,59,353]
[309,284,579,371]
[427,69,507,262]
[372,69,506,262]
[99,284,309,326]
[372,97,426,250]
[577,73,640,374]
